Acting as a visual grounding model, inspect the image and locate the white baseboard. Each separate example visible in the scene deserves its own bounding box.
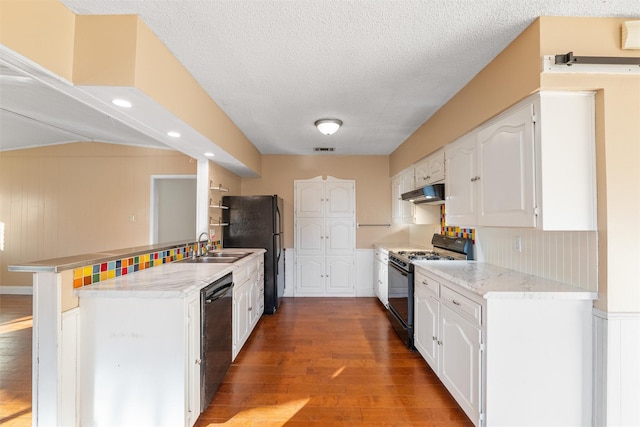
[593,308,640,427]
[0,285,33,295]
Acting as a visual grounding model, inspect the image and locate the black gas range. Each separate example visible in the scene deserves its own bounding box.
[387,234,474,349]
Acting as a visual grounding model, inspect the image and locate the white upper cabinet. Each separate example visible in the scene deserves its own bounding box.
[295,180,354,218]
[445,133,478,226]
[391,168,416,224]
[445,91,596,230]
[414,149,445,187]
[477,102,536,227]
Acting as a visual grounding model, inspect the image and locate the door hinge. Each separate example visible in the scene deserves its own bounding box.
[532,113,537,124]
[479,342,485,352]
[479,412,485,424]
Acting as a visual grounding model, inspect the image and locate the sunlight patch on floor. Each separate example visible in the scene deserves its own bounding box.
[331,366,346,379]
[205,397,310,426]
[0,316,32,334]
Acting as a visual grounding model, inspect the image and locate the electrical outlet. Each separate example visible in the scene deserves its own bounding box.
[128,215,136,222]
[513,236,522,253]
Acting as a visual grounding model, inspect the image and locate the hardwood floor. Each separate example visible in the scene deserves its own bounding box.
[0,295,32,427]
[196,297,473,427]
[0,295,472,427]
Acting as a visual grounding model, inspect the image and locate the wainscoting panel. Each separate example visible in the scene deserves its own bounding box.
[476,228,597,291]
[593,309,640,426]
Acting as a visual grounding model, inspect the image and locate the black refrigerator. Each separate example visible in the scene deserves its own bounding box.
[222,195,284,314]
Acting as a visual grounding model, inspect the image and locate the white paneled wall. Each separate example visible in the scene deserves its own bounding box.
[476,228,597,291]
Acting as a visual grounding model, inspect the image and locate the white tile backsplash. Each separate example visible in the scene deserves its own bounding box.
[476,228,597,291]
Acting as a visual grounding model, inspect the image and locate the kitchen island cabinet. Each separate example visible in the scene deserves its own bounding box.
[413,261,596,426]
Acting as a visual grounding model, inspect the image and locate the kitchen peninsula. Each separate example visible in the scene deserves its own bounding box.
[8,242,265,427]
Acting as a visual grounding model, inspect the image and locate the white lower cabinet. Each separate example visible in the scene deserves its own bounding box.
[373,247,389,306]
[413,279,439,370]
[439,304,482,423]
[295,256,354,296]
[414,270,482,424]
[414,265,594,426]
[233,255,264,360]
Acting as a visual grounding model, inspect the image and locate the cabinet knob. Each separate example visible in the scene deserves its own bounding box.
[320,236,324,239]
[437,340,442,346]
[248,306,252,312]
[432,336,437,341]
[195,359,202,365]
[325,235,329,239]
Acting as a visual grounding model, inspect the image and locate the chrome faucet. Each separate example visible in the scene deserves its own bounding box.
[197,232,209,257]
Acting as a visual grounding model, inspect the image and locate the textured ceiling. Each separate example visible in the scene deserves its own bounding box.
[2,1,639,159]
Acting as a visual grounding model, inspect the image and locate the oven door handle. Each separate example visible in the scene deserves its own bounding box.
[389,262,409,277]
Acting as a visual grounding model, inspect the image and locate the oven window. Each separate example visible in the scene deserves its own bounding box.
[388,263,409,324]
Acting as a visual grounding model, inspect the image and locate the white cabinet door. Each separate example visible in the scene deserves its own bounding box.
[325,257,354,294]
[295,256,325,295]
[295,182,324,218]
[400,169,415,224]
[233,280,252,360]
[294,218,324,256]
[427,150,445,183]
[439,304,482,425]
[325,182,355,217]
[415,150,445,187]
[374,254,388,307]
[477,103,536,227]
[445,133,477,226]
[414,285,439,373]
[325,218,355,256]
[391,175,402,224]
[185,293,200,426]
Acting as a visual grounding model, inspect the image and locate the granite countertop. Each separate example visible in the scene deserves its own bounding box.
[413,260,597,300]
[75,249,265,298]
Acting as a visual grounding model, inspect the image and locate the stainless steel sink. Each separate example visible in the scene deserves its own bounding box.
[205,251,251,258]
[179,257,238,264]
[178,250,252,264]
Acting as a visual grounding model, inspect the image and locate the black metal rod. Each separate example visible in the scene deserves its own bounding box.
[555,51,640,66]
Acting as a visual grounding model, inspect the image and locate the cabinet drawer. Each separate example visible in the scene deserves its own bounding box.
[441,286,481,325]
[374,249,388,263]
[414,270,439,297]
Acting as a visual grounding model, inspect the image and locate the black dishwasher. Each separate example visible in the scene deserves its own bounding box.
[200,273,233,410]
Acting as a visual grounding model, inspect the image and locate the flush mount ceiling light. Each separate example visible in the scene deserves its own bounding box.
[314,118,342,135]
[167,131,181,138]
[111,98,132,108]
[204,152,214,157]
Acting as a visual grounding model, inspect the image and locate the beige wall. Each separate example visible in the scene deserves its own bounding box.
[241,155,410,249]
[0,143,196,287]
[0,0,76,81]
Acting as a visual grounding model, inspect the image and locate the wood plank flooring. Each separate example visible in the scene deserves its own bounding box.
[0,295,32,427]
[0,295,472,427]
[196,297,473,427]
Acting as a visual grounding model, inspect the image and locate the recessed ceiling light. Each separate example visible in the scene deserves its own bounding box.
[167,131,181,138]
[111,98,132,108]
[204,152,215,157]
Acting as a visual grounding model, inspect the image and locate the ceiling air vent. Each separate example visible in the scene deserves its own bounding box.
[314,147,335,152]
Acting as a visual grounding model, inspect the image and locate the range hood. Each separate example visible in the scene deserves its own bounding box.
[401,183,445,204]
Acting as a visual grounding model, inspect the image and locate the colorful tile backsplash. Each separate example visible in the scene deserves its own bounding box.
[440,204,475,243]
[72,240,221,289]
